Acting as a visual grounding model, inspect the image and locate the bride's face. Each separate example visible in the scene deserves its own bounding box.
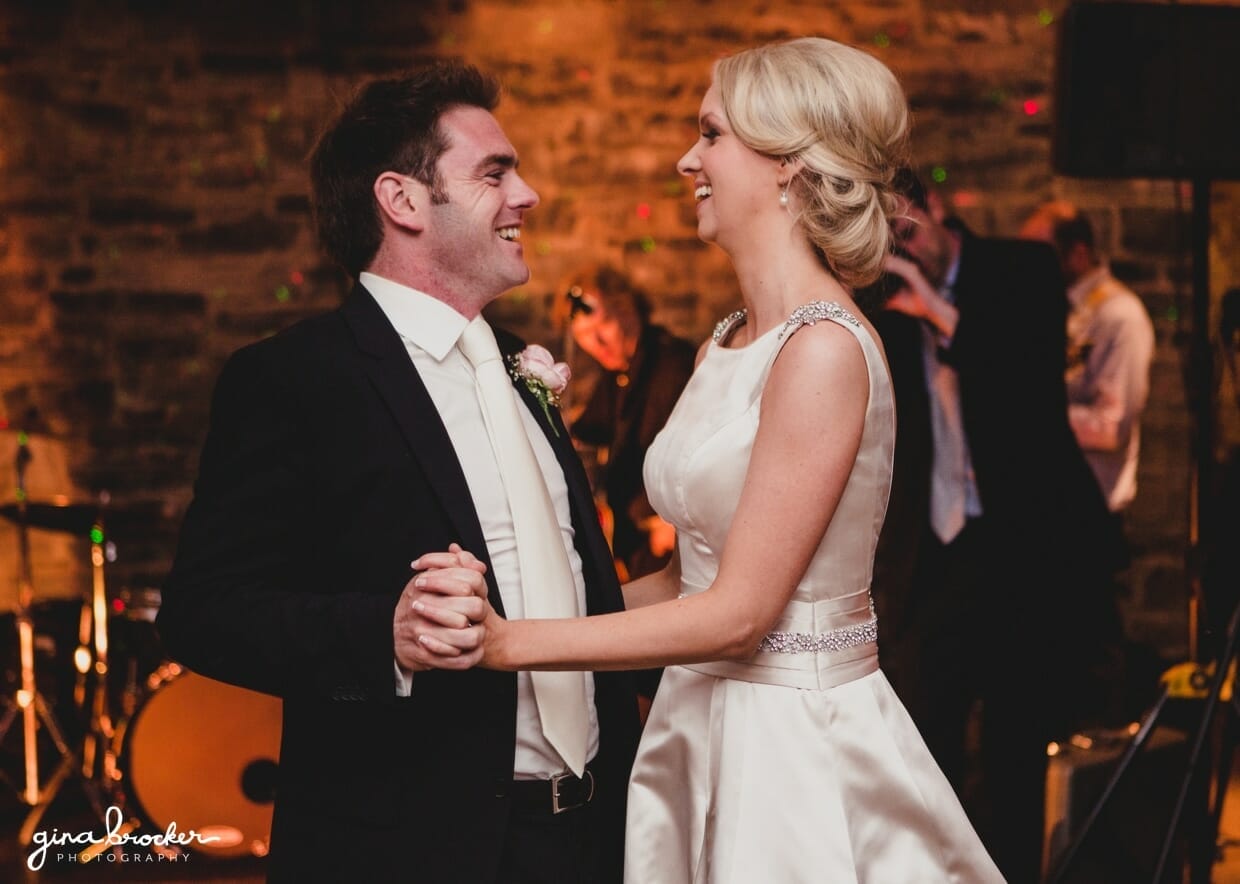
[676,81,781,249]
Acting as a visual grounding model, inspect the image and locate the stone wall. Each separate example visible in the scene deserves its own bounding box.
[1,0,1236,662]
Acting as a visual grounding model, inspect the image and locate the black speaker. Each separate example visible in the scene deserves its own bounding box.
[1054,2,1240,180]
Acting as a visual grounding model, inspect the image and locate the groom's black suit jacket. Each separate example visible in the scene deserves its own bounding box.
[158,285,640,883]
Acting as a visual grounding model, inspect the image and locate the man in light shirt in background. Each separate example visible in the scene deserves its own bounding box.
[1021,201,1155,524]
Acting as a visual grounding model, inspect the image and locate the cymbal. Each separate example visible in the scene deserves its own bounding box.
[0,501,100,534]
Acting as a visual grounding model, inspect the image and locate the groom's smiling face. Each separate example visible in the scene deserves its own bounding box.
[419,105,540,305]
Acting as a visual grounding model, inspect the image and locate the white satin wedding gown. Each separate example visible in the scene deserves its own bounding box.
[624,301,1004,883]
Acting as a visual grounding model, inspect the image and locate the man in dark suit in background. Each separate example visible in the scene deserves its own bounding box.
[870,169,1124,884]
[158,62,639,883]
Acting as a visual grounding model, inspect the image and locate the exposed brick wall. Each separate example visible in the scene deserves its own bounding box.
[0,0,1235,662]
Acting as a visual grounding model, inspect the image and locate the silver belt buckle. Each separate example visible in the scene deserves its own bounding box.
[550,769,595,814]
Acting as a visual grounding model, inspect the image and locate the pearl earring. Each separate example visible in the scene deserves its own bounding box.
[779,188,789,208]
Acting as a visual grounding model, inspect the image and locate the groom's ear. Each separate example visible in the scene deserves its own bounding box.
[374,171,427,234]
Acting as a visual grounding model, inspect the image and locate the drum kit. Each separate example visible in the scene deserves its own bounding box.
[0,433,281,861]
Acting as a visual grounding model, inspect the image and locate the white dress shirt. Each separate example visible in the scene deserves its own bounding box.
[1064,265,1155,511]
[361,272,600,779]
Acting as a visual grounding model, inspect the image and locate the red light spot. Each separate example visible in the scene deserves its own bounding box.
[1023,100,1039,116]
[951,190,981,209]
[576,68,592,82]
[636,203,651,219]
[112,598,125,613]
[290,270,305,285]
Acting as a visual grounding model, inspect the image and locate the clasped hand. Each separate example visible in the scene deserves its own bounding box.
[394,542,496,672]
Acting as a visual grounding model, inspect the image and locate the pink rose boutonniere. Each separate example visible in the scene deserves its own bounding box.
[508,344,572,436]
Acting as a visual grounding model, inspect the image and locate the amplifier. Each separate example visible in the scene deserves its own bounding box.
[1043,724,1188,883]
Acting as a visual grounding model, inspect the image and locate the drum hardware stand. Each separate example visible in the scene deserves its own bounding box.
[79,518,114,771]
[0,433,79,843]
[28,512,132,854]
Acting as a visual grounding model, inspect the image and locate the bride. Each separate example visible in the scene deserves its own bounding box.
[417,37,1004,883]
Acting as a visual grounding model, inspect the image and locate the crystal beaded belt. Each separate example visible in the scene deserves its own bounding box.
[755,614,878,655]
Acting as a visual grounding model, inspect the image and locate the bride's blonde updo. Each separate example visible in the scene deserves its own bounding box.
[714,37,910,288]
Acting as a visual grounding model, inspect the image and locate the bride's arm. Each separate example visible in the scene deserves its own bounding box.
[418,320,869,671]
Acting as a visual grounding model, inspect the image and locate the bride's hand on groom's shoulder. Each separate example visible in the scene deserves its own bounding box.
[394,544,491,671]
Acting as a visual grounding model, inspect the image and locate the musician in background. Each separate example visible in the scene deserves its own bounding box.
[1020,201,1156,520]
[560,264,695,707]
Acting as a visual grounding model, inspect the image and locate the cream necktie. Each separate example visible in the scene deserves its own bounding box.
[457,317,589,776]
[923,317,968,544]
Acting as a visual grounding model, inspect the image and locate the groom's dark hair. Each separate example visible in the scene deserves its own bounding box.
[309,61,500,277]
[892,166,929,213]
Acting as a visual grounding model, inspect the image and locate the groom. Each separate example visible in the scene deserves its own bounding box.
[158,62,640,883]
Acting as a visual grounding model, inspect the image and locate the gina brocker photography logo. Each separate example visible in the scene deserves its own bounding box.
[26,805,221,871]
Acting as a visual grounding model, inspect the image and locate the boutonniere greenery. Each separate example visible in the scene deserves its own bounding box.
[508,345,572,437]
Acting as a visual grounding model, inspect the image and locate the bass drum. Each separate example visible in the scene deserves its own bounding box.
[114,663,282,858]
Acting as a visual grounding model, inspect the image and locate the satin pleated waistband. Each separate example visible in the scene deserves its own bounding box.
[683,646,879,691]
[679,581,880,690]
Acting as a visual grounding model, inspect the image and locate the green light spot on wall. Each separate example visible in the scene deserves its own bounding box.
[874,33,891,48]
[90,527,104,544]
[640,236,657,254]
[1037,9,1054,26]
[275,285,291,303]
[536,240,552,256]
[17,431,28,445]
[255,154,269,171]
[1167,305,1179,322]
[663,180,684,197]
[440,32,458,47]
[266,106,283,124]
[931,166,948,184]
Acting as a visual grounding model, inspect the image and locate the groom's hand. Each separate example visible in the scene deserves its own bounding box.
[395,544,489,671]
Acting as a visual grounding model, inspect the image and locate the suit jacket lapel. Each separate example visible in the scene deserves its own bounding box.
[341,286,505,616]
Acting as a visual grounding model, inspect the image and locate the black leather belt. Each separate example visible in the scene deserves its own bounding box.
[507,768,596,815]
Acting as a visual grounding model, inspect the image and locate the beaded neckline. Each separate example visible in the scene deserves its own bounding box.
[711,301,861,348]
[778,301,861,338]
[711,309,748,344]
